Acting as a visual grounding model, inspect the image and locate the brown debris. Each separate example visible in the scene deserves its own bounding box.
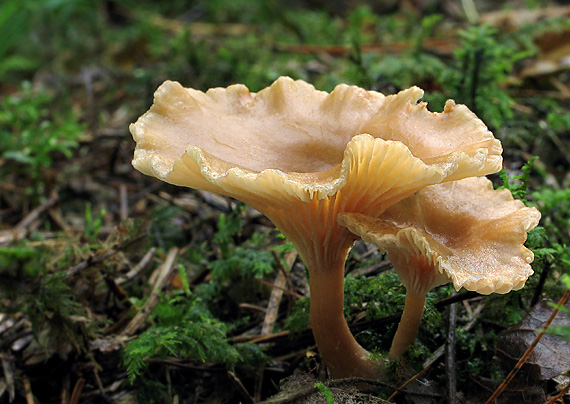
[121,247,179,336]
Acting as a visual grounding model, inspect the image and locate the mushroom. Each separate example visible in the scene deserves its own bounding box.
[337,176,541,358]
[130,77,502,378]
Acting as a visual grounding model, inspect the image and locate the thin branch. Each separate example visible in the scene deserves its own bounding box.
[66,251,118,278]
[387,365,431,402]
[121,248,179,336]
[389,302,484,402]
[15,193,60,231]
[262,251,298,335]
[446,293,458,404]
[69,378,86,404]
[22,375,34,404]
[227,371,254,404]
[484,289,570,404]
[1,356,14,401]
[544,375,570,404]
[0,193,59,244]
[119,183,129,220]
[116,247,157,285]
[257,278,302,299]
[423,303,483,370]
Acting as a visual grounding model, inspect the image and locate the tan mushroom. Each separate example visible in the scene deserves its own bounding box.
[337,176,541,358]
[130,77,502,378]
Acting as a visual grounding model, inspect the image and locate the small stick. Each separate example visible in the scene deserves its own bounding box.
[249,330,290,344]
[424,302,484,369]
[121,247,179,336]
[48,207,69,232]
[22,375,34,404]
[227,371,254,404]
[257,278,302,298]
[1,356,14,401]
[262,251,297,335]
[261,270,286,334]
[484,289,570,404]
[446,293,458,404]
[274,250,298,294]
[66,251,118,278]
[16,192,60,231]
[387,365,431,402]
[231,329,290,343]
[166,366,172,399]
[91,365,108,402]
[389,301,484,402]
[0,193,59,244]
[120,183,129,220]
[75,379,126,399]
[116,247,157,285]
[239,303,266,312]
[104,276,133,308]
[60,373,70,404]
[544,376,570,404]
[69,378,85,404]
[255,364,266,403]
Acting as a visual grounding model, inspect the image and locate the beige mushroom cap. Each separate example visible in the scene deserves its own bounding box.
[130,77,502,211]
[338,177,541,295]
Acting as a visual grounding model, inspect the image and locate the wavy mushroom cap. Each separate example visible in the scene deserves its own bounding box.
[338,177,541,295]
[130,77,502,210]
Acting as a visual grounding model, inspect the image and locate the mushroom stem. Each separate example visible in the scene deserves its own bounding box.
[308,252,383,379]
[389,290,427,358]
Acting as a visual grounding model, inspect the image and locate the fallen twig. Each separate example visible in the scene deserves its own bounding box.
[0,193,59,244]
[484,289,570,404]
[22,375,33,404]
[544,375,570,404]
[257,278,302,299]
[121,248,179,336]
[15,193,60,231]
[424,302,484,369]
[1,356,14,402]
[232,330,290,344]
[69,378,85,404]
[116,247,157,285]
[66,251,118,278]
[446,292,458,404]
[262,251,298,335]
[387,302,484,402]
[120,183,128,220]
[387,365,431,402]
[227,371,255,404]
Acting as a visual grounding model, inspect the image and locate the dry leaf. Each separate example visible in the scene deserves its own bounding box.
[496,300,570,383]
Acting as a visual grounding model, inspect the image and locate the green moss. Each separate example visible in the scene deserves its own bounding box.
[0,82,85,195]
[123,292,241,382]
